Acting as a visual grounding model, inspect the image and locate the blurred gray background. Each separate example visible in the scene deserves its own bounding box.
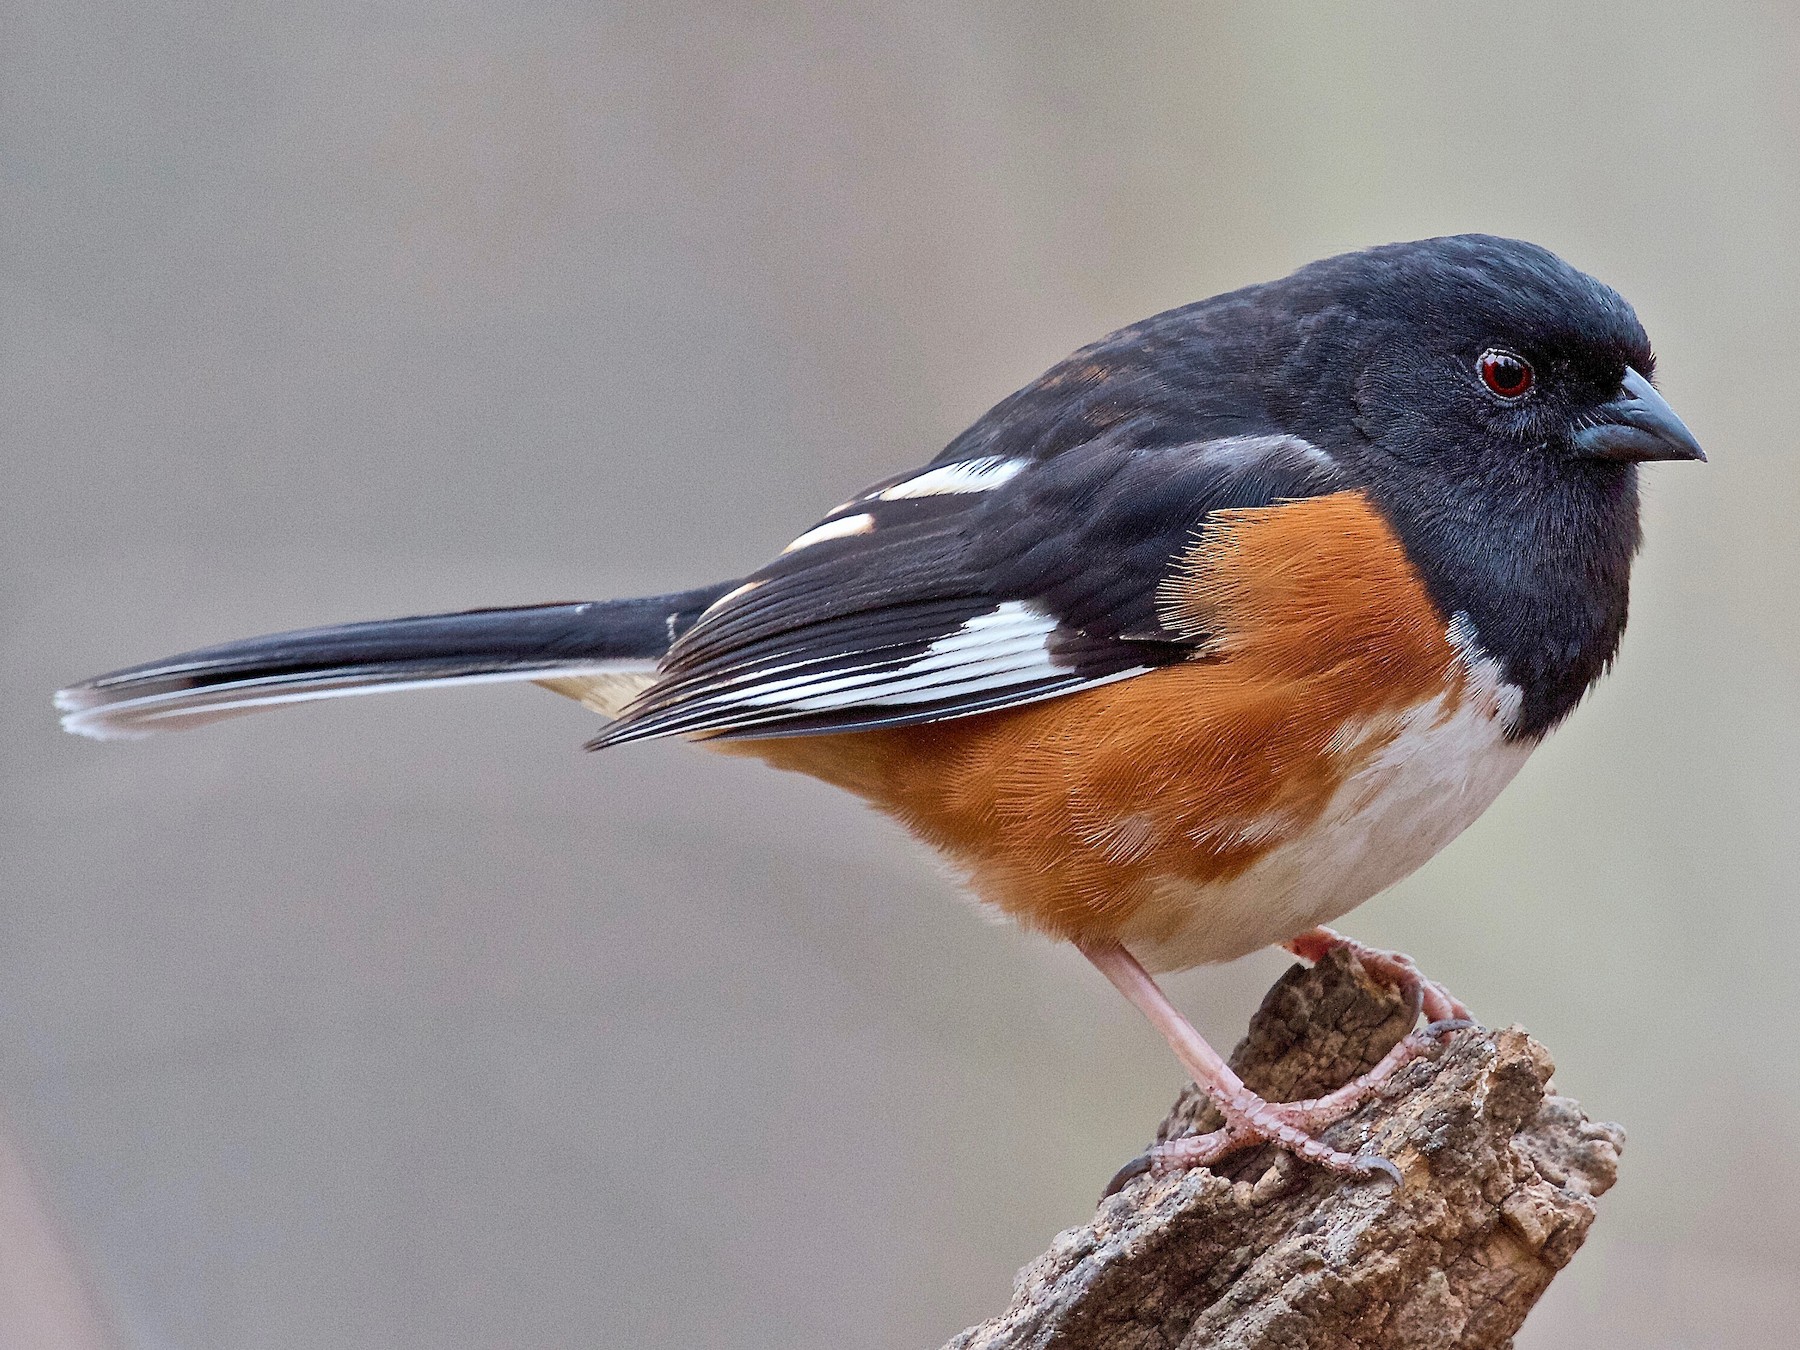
[3,2,1794,1346]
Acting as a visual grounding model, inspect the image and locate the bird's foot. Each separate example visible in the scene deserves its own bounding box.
[1083,937,1471,1201]
[1100,1013,1468,1197]
[1284,925,1474,1024]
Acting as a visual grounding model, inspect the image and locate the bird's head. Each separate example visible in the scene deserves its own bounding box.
[1279,234,1704,481]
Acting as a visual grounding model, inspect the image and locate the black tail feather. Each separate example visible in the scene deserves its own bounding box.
[56,583,733,740]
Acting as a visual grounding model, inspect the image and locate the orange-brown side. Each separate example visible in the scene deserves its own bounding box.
[715,490,1466,947]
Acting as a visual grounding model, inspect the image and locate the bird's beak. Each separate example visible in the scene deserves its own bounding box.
[1572,367,1706,463]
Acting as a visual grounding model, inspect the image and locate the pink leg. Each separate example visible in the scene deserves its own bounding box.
[1283,926,1474,1024]
[1081,940,1412,1189]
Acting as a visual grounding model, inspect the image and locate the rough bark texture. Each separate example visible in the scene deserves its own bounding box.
[946,951,1623,1350]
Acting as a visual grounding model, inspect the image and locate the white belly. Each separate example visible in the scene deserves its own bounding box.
[1119,664,1534,973]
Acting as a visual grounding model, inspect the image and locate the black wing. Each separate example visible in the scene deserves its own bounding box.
[590,422,1342,746]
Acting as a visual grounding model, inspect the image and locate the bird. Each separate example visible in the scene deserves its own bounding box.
[54,234,1704,1188]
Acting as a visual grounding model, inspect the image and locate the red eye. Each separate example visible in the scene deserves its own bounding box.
[1478,349,1533,398]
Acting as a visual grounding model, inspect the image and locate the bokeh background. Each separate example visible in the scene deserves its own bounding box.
[4,2,1795,1346]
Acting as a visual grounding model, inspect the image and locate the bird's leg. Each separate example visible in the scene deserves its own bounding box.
[1081,939,1420,1192]
[1283,925,1473,1024]
[1114,922,1478,1190]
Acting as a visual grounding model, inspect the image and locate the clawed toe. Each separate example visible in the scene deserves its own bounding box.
[1284,926,1478,1027]
[1101,1152,1155,1199]
[1103,1014,1471,1197]
[1106,1111,1409,1197]
[1420,1016,1475,1040]
[1422,983,1474,1026]
[1350,1153,1404,1187]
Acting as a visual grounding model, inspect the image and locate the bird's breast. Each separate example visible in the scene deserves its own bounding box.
[1114,665,1532,971]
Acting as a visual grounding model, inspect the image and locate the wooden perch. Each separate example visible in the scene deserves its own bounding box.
[946,950,1624,1350]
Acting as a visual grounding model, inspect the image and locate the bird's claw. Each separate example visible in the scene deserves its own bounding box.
[1350,1152,1404,1187]
[1419,1016,1475,1041]
[1100,1152,1155,1200]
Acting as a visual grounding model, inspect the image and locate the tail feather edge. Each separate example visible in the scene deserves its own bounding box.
[55,584,732,741]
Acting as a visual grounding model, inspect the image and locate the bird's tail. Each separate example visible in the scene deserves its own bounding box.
[54,583,734,741]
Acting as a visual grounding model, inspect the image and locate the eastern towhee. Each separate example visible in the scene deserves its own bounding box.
[56,235,1705,1188]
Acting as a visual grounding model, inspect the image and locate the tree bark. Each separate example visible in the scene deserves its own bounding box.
[946,950,1623,1350]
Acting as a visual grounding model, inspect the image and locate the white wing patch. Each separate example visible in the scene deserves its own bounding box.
[741,602,1060,711]
[646,601,1109,728]
[1189,434,1336,474]
[875,456,1027,500]
[782,513,875,553]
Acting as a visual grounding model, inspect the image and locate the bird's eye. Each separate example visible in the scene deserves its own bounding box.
[1478,349,1534,399]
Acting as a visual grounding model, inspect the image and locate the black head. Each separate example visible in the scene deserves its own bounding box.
[1282,234,1703,478]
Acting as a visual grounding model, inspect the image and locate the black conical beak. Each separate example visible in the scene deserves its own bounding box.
[1573,367,1706,463]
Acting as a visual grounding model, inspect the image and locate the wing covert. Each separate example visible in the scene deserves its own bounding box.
[591,431,1343,747]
